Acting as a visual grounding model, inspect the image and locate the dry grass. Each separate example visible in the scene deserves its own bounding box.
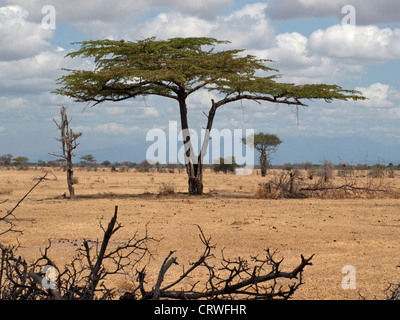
[158,182,175,196]
[0,187,12,196]
[1,167,400,300]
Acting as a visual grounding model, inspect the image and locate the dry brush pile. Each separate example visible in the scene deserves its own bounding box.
[254,164,400,200]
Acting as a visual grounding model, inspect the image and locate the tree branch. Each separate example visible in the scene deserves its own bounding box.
[214,94,308,109]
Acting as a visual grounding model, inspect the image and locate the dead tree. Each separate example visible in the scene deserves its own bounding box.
[49,107,82,199]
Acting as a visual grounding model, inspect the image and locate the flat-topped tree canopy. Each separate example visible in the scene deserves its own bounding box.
[55,37,365,106]
[54,37,366,195]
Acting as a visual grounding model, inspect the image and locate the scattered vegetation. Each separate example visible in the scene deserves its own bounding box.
[254,165,399,200]
[1,166,400,300]
[1,180,313,300]
[158,182,175,196]
[12,156,29,170]
[212,157,237,174]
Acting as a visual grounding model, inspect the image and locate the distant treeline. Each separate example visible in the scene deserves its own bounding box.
[1,153,400,171]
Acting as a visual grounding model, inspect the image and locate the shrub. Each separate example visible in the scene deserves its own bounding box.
[213,157,237,174]
[158,182,175,195]
[369,164,385,178]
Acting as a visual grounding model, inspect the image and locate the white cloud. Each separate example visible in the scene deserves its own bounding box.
[252,31,359,84]
[143,106,160,118]
[0,5,53,61]
[250,22,400,84]
[354,83,400,108]
[187,91,219,110]
[75,123,141,135]
[137,12,214,39]
[124,3,274,50]
[0,49,67,95]
[5,0,233,32]
[0,96,30,114]
[309,25,400,61]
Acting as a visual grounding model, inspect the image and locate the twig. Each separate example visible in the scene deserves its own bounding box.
[7,174,48,217]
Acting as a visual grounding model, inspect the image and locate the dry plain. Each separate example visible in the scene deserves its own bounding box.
[1,167,400,300]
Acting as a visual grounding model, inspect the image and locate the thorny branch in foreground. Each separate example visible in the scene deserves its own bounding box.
[124,226,314,300]
[1,201,313,300]
[1,206,154,300]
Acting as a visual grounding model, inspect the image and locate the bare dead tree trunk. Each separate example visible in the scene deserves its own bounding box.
[49,107,82,199]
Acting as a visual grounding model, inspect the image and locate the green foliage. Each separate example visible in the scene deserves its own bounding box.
[54,37,366,107]
[242,132,282,176]
[369,163,386,178]
[79,154,96,166]
[0,154,13,166]
[13,156,29,170]
[54,37,366,194]
[242,133,282,153]
[213,157,237,174]
[13,156,29,164]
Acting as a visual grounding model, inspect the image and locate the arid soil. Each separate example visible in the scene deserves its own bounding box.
[1,167,399,300]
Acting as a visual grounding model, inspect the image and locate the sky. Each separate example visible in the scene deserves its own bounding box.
[0,0,400,165]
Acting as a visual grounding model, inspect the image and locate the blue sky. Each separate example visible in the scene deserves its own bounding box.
[1,0,400,165]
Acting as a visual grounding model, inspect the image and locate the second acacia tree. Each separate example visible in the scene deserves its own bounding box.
[243,133,282,177]
[54,37,365,195]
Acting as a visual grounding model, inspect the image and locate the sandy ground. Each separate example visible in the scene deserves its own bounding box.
[1,167,399,300]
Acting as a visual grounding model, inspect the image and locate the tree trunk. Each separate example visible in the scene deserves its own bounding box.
[187,164,203,195]
[178,89,217,195]
[260,150,267,177]
[178,88,205,195]
[66,166,75,199]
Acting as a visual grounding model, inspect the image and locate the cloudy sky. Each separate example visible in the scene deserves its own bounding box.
[1,0,400,165]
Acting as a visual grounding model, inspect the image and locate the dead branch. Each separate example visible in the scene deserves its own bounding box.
[0,174,47,238]
[152,251,178,300]
[7,174,48,217]
[255,169,398,200]
[2,203,314,301]
[126,227,313,300]
[1,205,154,300]
[56,206,153,300]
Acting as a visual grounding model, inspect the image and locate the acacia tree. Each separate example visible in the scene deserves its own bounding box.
[243,133,282,177]
[54,37,365,195]
[12,156,29,170]
[49,107,82,199]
